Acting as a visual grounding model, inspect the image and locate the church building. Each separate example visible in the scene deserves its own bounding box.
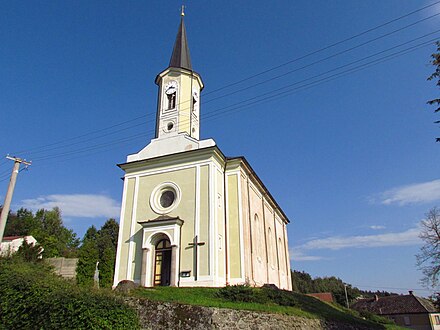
[113,13,292,290]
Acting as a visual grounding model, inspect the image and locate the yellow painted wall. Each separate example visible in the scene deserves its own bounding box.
[134,167,196,279]
[216,168,225,279]
[117,178,135,283]
[178,74,191,135]
[240,174,252,283]
[199,165,210,276]
[227,174,241,279]
[117,150,291,288]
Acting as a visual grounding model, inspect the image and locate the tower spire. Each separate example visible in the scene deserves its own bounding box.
[169,10,192,70]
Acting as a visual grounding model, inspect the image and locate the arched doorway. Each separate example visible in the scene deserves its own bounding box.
[153,237,172,286]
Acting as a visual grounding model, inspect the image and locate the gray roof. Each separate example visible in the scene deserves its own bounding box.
[169,17,192,71]
[351,293,438,315]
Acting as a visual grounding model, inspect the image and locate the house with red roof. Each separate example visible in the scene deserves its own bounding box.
[0,235,39,256]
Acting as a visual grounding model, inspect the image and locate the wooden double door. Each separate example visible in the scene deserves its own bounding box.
[153,238,172,286]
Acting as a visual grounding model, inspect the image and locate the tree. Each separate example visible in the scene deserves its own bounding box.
[290,270,361,306]
[15,239,43,262]
[96,219,119,288]
[417,207,440,288]
[99,246,116,288]
[291,270,314,293]
[3,208,35,237]
[427,41,440,142]
[76,239,99,287]
[76,220,119,288]
[3,207,79,258]
[31,208,79,257]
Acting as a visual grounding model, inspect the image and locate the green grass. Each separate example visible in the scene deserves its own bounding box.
[131,286,405,329]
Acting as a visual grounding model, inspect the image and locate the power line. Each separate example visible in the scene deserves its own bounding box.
[203,11,440,105]
[14,25,440,162]
[0,167,12,177]
[9,2,440,158]
[20,121,147,158]
[204,0,440,96]
[200,35,440,122]
[31,36,438,162]
[27,34,438,163]
[12,114,147,155]
[31,133,146,161]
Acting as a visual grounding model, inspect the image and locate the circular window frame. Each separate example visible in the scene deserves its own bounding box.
[162,119,176,133]
[150,182,181,215]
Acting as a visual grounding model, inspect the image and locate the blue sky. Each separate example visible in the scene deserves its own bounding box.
[1,1,440,296]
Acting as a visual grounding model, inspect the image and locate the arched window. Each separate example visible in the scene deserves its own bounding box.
[254,214,260,258]
[155,238,171,250]
[167,92,176,109]
[268,227,273,266]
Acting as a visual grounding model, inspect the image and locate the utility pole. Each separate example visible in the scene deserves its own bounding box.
[344,284,350,309]
[0,156,31,243]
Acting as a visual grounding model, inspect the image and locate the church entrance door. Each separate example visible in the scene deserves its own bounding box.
[153,238,172,286]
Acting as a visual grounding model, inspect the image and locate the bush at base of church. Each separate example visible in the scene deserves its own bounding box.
[0,256,139,329]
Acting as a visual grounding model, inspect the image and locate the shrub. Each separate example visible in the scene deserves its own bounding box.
[261,286,297,307]
[358,310,395,325]
[216,284,266,303]
[216,284,297,307]
[0,257,139,329]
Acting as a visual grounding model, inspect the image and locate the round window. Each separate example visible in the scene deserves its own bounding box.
[160,190,175,208]
[150,182,181,214]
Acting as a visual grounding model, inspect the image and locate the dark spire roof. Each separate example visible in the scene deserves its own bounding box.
[169,15,192,71]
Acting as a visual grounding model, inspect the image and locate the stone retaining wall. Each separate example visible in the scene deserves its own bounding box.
[124,297,377,330]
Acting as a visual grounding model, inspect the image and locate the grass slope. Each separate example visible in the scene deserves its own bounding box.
[132,286,405,330]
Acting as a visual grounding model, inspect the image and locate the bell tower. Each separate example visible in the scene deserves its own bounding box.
[154,11,204,140]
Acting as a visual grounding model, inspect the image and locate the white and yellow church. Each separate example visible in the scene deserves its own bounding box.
[113,14,292,290]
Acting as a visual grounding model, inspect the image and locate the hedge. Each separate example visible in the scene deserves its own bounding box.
[0,257,139,329]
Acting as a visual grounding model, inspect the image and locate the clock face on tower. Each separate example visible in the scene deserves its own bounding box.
[164,81,178,95]
[164,81,178,110]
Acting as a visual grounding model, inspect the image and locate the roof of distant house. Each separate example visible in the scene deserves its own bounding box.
[307,293,335,303]
[2,236,24,242]
[351,292,438,315]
